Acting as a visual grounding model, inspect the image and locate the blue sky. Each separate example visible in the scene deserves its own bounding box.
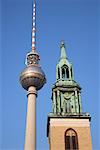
[1,0,100,149]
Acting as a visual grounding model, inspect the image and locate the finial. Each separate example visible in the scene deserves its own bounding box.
[60,41,67,59]
[32,0,36,52]
[60,41,65,48]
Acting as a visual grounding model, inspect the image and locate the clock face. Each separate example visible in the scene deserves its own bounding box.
[63,92,74,100]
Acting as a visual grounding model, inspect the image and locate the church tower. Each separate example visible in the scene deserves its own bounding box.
[47,42,92,150]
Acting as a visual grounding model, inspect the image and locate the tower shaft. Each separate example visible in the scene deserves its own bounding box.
[25,86,37,150]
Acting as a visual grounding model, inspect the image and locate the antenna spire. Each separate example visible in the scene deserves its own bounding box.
[32,0,36,51]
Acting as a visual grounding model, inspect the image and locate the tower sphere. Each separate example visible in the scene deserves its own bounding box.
[20,65,46,91]
[20,0,46,91]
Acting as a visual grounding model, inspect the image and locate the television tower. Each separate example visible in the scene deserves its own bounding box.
[19,0,46,150]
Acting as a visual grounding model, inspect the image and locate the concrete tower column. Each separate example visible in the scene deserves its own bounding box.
[25,86,37,150]
[20,1,46,150]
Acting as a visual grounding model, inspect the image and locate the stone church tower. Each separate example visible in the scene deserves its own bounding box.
[47,42,92,150]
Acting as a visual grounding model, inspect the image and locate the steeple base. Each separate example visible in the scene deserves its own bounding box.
[47,116,92,150]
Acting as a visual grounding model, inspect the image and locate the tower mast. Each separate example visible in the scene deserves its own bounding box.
[20,0,46,150]
[32,0,36,51]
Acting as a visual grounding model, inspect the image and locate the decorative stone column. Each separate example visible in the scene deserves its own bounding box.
[75,90,79,113]
[53,91,56,114]
[57,90,61,114]
[79,92,82,113]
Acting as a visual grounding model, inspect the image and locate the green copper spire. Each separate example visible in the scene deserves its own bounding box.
[56,42,73,81]
[51,41,83,116]
[47,42,91,139]
[60,41,67,59]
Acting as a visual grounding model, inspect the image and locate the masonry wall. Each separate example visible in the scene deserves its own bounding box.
[48,118,92,150]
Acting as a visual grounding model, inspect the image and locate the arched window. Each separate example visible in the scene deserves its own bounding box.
[58,67,60,79]
[62,65,69,79]
[66,67,69,78]
[65,128,78,150]
[70,67,73,78]
[62,67,66,78]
